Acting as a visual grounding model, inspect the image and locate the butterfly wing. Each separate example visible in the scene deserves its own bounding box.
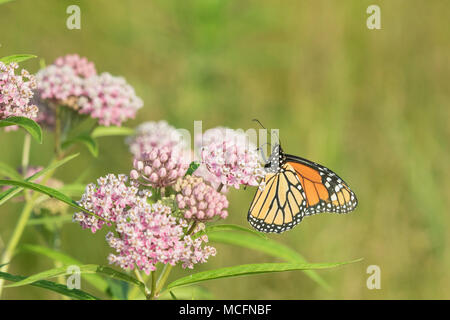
[247,166,308,233]
[285,154,358,215]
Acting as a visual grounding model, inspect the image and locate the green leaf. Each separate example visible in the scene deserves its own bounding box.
[0,117,42,143]
[0,179,104,221]
[0,270,99,300]
[19,244,109,293]
[167,260,362,290]
[0,54,36,64]
[185,162,200,176]
[62,133,98,157]
[5,264,146,295]
[0,153,80,206]
[58,183,87,197]
[0,162,23,180]
[208,231,330,289]
[195,224,267,240]
[91,126,134,138]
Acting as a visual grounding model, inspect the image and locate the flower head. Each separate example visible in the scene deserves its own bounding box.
[174,176,228,221]
[130,146,189,188]
[198,127,264,189]
[54,54,97,78]
[126,121,188,159]
[36,64,84,104]
[78,72,143,126]
[73,174,145,233]
[0,62,38,120]
[106,203,216,273]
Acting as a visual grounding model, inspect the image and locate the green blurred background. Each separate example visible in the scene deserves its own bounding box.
[1,0,449,299]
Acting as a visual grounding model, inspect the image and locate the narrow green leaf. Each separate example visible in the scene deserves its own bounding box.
[62,133,98,157]
[0,162,23,180]
[0,179,103,220]
[5,264,146,295]
[0,54,36,64]
[0,153,79,206]
[0,270,99,300]
[167,260,362,290]
[195,224,267,240]
[185,162,200,176]
[208,231,330,290]
[0,117,42,143]
[19,244,109,293]
[58,183,86,197]
[91,126,134,138]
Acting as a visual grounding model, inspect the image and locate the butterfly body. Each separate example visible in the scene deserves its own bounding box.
[248,145,358,233]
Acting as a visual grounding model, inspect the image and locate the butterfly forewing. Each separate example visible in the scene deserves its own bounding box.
[285,154,358,216]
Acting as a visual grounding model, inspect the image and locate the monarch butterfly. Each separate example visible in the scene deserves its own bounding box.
[248,143,358,233]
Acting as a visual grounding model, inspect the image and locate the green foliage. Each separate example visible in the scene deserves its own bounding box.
[0,117,42,143]
[0,54,36,64]
[4,264,146,295]
[19,244,109,293]
[167,259,362,291]
[0,270,99,300]
[0,153,80,206]
[0,179,101,219]
[91,126,134,138]
[208,231,330,289]
[62,133,99,157]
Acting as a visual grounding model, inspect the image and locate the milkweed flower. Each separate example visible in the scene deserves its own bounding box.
[174,176,228,221]
[36,65,84,106]
[198,127,265,189]
[78,72,143,126]
[36,54,142,127]
[73,174,145,233]
[126,121,188,159]
[130,146,189,189]
[0,62,38,120]
[106,203,216,273]
[54,54,97,78]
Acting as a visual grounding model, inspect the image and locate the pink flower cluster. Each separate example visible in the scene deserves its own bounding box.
[130,146,189,188]
[73,174,142,233]
[36,54,142,126]
[174,176,228,221]
[74,174,216,273]
[106,203,216,273]
[0,62,38,120]
[126,121,188,159]
[79,73,143,126]
[54,54,97,78]
[198,127,264,189]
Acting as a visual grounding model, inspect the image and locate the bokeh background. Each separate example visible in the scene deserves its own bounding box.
[1,0,449,299]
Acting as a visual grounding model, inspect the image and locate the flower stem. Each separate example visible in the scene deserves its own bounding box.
[0,192,39,297]
[54,106,63,159]
[154,264,173,297]
[149,271,157,300]
[0,159,58,298]
[21,134,31,175]
[134,268,151,299]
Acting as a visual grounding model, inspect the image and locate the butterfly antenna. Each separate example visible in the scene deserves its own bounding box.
[252,119,266,129]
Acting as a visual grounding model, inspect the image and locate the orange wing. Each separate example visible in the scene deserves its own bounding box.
[286,156,357,215]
